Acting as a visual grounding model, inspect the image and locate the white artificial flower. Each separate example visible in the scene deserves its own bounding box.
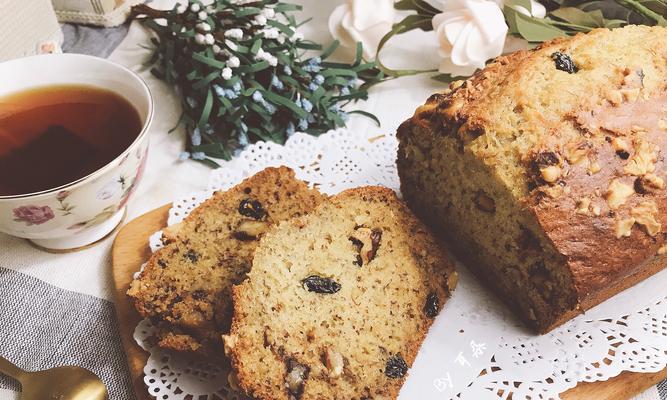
[190,3,200,12]
[432,0,508,77]
[256,48,278,66]
[198,11,208,20]
[196,22,211,32]
[254,14,268,26]
[227,56,240,68]
[328,0,395,59]
[176,3,188,14]
[261,7,275,19]
[497,0,546,17]
[194,33,206,45]
[225,28,244,39]
[204,33,215,45]
[262,27,280,39]
[290,31,304,42]
[221,67,233,80]
[212,44,222,54]
[225,39,239,51]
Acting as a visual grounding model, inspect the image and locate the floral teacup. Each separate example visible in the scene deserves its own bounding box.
[0,54,153,251]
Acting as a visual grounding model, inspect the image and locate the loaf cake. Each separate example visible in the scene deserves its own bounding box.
[397,25,667,333]
[127,167,324,351]
[223,187,457,400]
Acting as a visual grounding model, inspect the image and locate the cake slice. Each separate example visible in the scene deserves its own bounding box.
[127,167,324,352]
[397,25,667,332]
[223,187,457,400]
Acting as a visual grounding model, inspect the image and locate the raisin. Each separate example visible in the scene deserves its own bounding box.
[616,150,630,160]
[369,229,382,260]
[157,259,168,268]
[474,191,496,213]
[238,199,266,220]
[301,275,341,294]
[423,292,440,318]
[551,52,578,74]
[183,249,199,263]
[384,354,408,378]
[533,151,559,167]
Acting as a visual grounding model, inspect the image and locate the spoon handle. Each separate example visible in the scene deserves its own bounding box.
[0,355,24,381]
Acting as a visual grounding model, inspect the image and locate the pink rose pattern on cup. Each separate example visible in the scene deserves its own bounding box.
[13,205,55,226]
[8,144,148,232]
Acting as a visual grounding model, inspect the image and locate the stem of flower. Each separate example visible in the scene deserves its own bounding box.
[615,0,667,26]
[375,15,438,78]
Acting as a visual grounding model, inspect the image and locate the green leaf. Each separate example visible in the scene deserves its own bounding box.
[267,19,295,36]
[198,89,213,127]
[274,3,302,12]
[510,11,568,41]
[431,73,457,83]
[235,7,262,17]
[505,0,534,13]
[320,40,340,60]
[550,7,603,27]
[394,0,440,16]
[193,71,221,90]
[236,60,271,73]
[192,52,227,69]
[348,110,380,126]
[320,68,358,78]
[261,90,308,118]
[250,38,263,55]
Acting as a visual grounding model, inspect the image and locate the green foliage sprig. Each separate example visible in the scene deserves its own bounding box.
[377,0,667,83]
[132,1,386,167]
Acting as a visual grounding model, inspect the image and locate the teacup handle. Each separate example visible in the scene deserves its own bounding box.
[0,355,24,382]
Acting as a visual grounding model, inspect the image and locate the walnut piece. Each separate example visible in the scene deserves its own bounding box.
[611,137,630,154]
[607,90,623,106]
[605,179,634,210]
[576,197,591,215]
[565,141,589,165]
[624,140,657,176]
[540,165,562,183]
[349,226,382,265]
[630,201,661,236]
[588,160,601,175]
[615,218,635,239]
[324,348,344,378]
[658,245,667,255]
[234,219,269,240]
[621,88,640,102]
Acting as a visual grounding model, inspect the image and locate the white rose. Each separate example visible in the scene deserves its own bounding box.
[432,0,508,77]
[505,0,547,18]
[328,0,396,59]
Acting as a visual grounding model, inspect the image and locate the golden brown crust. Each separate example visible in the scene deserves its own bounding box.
[399,25,667,332]
[225,186,457,400]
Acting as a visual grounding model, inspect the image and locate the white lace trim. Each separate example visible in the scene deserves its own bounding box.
[134,129,667,399]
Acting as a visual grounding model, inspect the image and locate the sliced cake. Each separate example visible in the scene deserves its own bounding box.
[224,186,457,400]
[127,167,324,352]
[397,25,667,332]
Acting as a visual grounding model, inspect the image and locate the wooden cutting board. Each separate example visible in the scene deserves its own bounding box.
[111,205,667,400]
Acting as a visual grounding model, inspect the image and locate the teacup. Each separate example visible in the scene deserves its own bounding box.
[0,54,153,251]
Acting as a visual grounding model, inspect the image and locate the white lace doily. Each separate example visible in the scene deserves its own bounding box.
[135,129,667,400]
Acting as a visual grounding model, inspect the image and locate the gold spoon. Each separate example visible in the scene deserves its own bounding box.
[0,355,108,400]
